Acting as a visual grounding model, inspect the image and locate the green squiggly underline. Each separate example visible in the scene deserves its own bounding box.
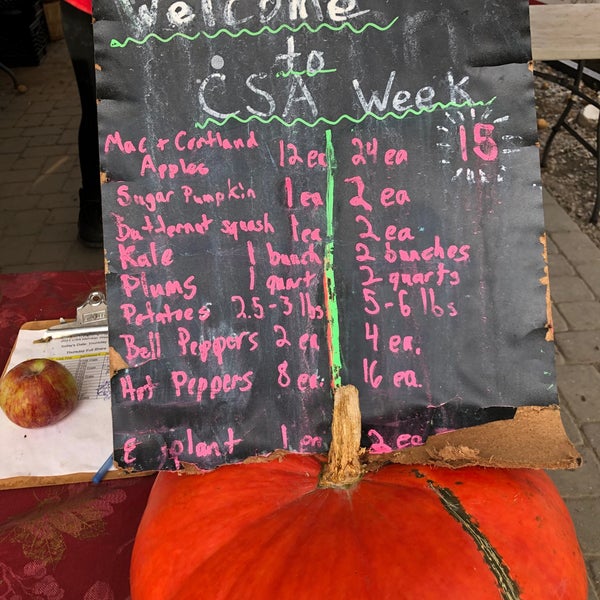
[193,98,497,130]
[109,17,399,48]
[276,68,337,78]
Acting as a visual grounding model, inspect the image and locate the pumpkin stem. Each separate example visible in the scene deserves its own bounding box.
[319,384,365,488]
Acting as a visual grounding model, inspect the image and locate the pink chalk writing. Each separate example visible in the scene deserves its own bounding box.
[182,180,256,207]
[176,327,259,364]
[121,331,161,363]
[221,213,275,241]
[117,241,174,270]
[170,369,253,402]
[140,155,209,179]
[120,272,197,300]
[105,79,484,468]
[167,427,243,469]
[174,129,259,152]
[104,131,147,154]
[367,429,424,454]
[350,137,408,166]
[122,427,243,469]
[116,184,172,212]
[279,140,327,168]
[284,176,325,208]
[280,423,324,452]
[119,373,158,401]
[458,123,498,162]
[120,301,210,326]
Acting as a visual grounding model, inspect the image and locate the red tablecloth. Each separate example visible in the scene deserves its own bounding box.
[0,270,155,599]
[0,270,106,371]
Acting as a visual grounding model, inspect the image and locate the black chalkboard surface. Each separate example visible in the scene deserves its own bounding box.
[94,0,555,472]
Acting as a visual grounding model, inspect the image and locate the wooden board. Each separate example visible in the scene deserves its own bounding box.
[530,4,600,60]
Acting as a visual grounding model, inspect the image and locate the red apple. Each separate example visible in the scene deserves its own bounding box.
[0,358,79,428]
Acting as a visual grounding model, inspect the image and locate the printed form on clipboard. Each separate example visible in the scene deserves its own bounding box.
[0,293,115,488]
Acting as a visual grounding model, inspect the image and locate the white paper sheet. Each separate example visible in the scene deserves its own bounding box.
[1,327,113,482]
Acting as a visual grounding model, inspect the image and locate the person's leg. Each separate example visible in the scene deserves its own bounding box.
[61,1,102,247]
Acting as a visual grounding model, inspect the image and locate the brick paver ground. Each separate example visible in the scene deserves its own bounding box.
[0,41,103,274]
[545,189,600,598]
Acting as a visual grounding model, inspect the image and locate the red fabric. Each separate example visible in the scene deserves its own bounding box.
[0,270,105,372]
[0,270,155,599]
[63,0,92,15]
[0,476,155,599]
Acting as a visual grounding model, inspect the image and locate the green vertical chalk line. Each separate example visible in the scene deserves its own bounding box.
[324,129,342,388]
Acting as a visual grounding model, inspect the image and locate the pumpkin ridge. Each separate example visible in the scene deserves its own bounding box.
[132,459,325,600]
[425,475,521,600]
[176,487,340,599]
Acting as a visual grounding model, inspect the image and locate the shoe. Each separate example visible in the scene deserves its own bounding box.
[78,201,103,248]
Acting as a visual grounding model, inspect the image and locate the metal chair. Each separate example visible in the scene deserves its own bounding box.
[535,60,600,224]
[0,61,27,93]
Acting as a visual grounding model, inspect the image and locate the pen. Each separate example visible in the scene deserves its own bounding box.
[92,453,114,485]
[34,324,108,343]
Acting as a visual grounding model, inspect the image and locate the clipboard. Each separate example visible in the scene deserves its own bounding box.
[0,294,148,489]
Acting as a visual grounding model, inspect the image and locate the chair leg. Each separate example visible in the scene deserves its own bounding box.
[541,93,580,167]
[536,62,600,225]
[540,62,586,168]
[0,62,27,93]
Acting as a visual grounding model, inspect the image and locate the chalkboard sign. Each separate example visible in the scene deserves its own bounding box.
[94,0,555,472]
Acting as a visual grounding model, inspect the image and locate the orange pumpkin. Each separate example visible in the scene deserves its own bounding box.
[131,388,587,599]
[131,455,586,599]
